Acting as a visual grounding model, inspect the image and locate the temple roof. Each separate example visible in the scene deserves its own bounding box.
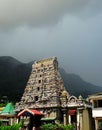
[18,109,44,117]
[0,102,15,115]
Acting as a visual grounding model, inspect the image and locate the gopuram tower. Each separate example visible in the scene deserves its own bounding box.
[16,57,69,122]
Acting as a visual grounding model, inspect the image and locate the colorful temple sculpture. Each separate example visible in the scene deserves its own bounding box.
[15,57,93,130]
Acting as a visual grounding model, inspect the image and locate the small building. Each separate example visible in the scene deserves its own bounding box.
[17,108,44,129]
[0,102,16,125]
[88,92,102,130]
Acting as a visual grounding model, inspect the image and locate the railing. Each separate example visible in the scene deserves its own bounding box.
[92,108,102,117]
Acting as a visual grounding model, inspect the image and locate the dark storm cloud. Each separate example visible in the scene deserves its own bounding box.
[0,0,102,86]
[0,0,102,28]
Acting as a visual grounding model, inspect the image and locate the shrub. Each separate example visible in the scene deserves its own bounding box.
[0,122,22,130]
[41,123,75,130]
[41,123,58,130]
[61,124,75,130]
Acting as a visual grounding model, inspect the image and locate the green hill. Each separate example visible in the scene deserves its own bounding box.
[0,56,102,102]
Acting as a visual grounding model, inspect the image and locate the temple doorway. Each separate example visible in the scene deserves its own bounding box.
[68,110,77,127]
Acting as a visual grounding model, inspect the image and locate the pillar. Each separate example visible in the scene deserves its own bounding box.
[10,118,13,125]
[63,113,67,125]
[62,109,68,125]
[79,109,83,130]
[16,118,19,124]
[95,119,98,130]
[68,115,71,124]
[77,109,80,130]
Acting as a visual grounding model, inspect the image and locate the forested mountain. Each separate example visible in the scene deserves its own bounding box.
[0,56,102,102]
[60,68,102,98]
[0,56,32,102]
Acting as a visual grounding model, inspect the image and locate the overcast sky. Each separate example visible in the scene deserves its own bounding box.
[0,0,102,86]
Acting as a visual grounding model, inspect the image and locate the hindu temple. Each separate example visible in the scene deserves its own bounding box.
[15,57,93,130]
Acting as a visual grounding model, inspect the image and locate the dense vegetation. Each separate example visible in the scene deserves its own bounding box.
[0,123,22,130]
[0,123,75,130]
[0,56,32,102]
[41,123,75,130]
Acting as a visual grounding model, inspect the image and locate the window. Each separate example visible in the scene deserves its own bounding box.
[37,87,40,91]
[39,80,41,83]
[35,96,38,101]
[94,100,97,108]
[43,101,47,105]
[98,100,102,107]
[98,120,102,129]
[94,100,102,108]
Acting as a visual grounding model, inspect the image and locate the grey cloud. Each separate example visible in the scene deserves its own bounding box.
[0,0,102,28]
[0,1,102,86]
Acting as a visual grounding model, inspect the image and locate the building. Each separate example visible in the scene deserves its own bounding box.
[17,109,44,129]
[0,102,16,125]
[88,92,102,130]
[16,57,92,130]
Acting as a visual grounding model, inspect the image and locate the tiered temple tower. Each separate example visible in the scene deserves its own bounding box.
[16,57,92,128]
[16,57,69,121]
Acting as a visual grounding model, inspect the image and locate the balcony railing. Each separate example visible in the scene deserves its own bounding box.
[92,107,102,117]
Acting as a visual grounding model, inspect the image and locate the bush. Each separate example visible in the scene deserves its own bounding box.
[61,124,75,130]
[41,123,58,130]
[0,122,22,130]
[41,123,75,130]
